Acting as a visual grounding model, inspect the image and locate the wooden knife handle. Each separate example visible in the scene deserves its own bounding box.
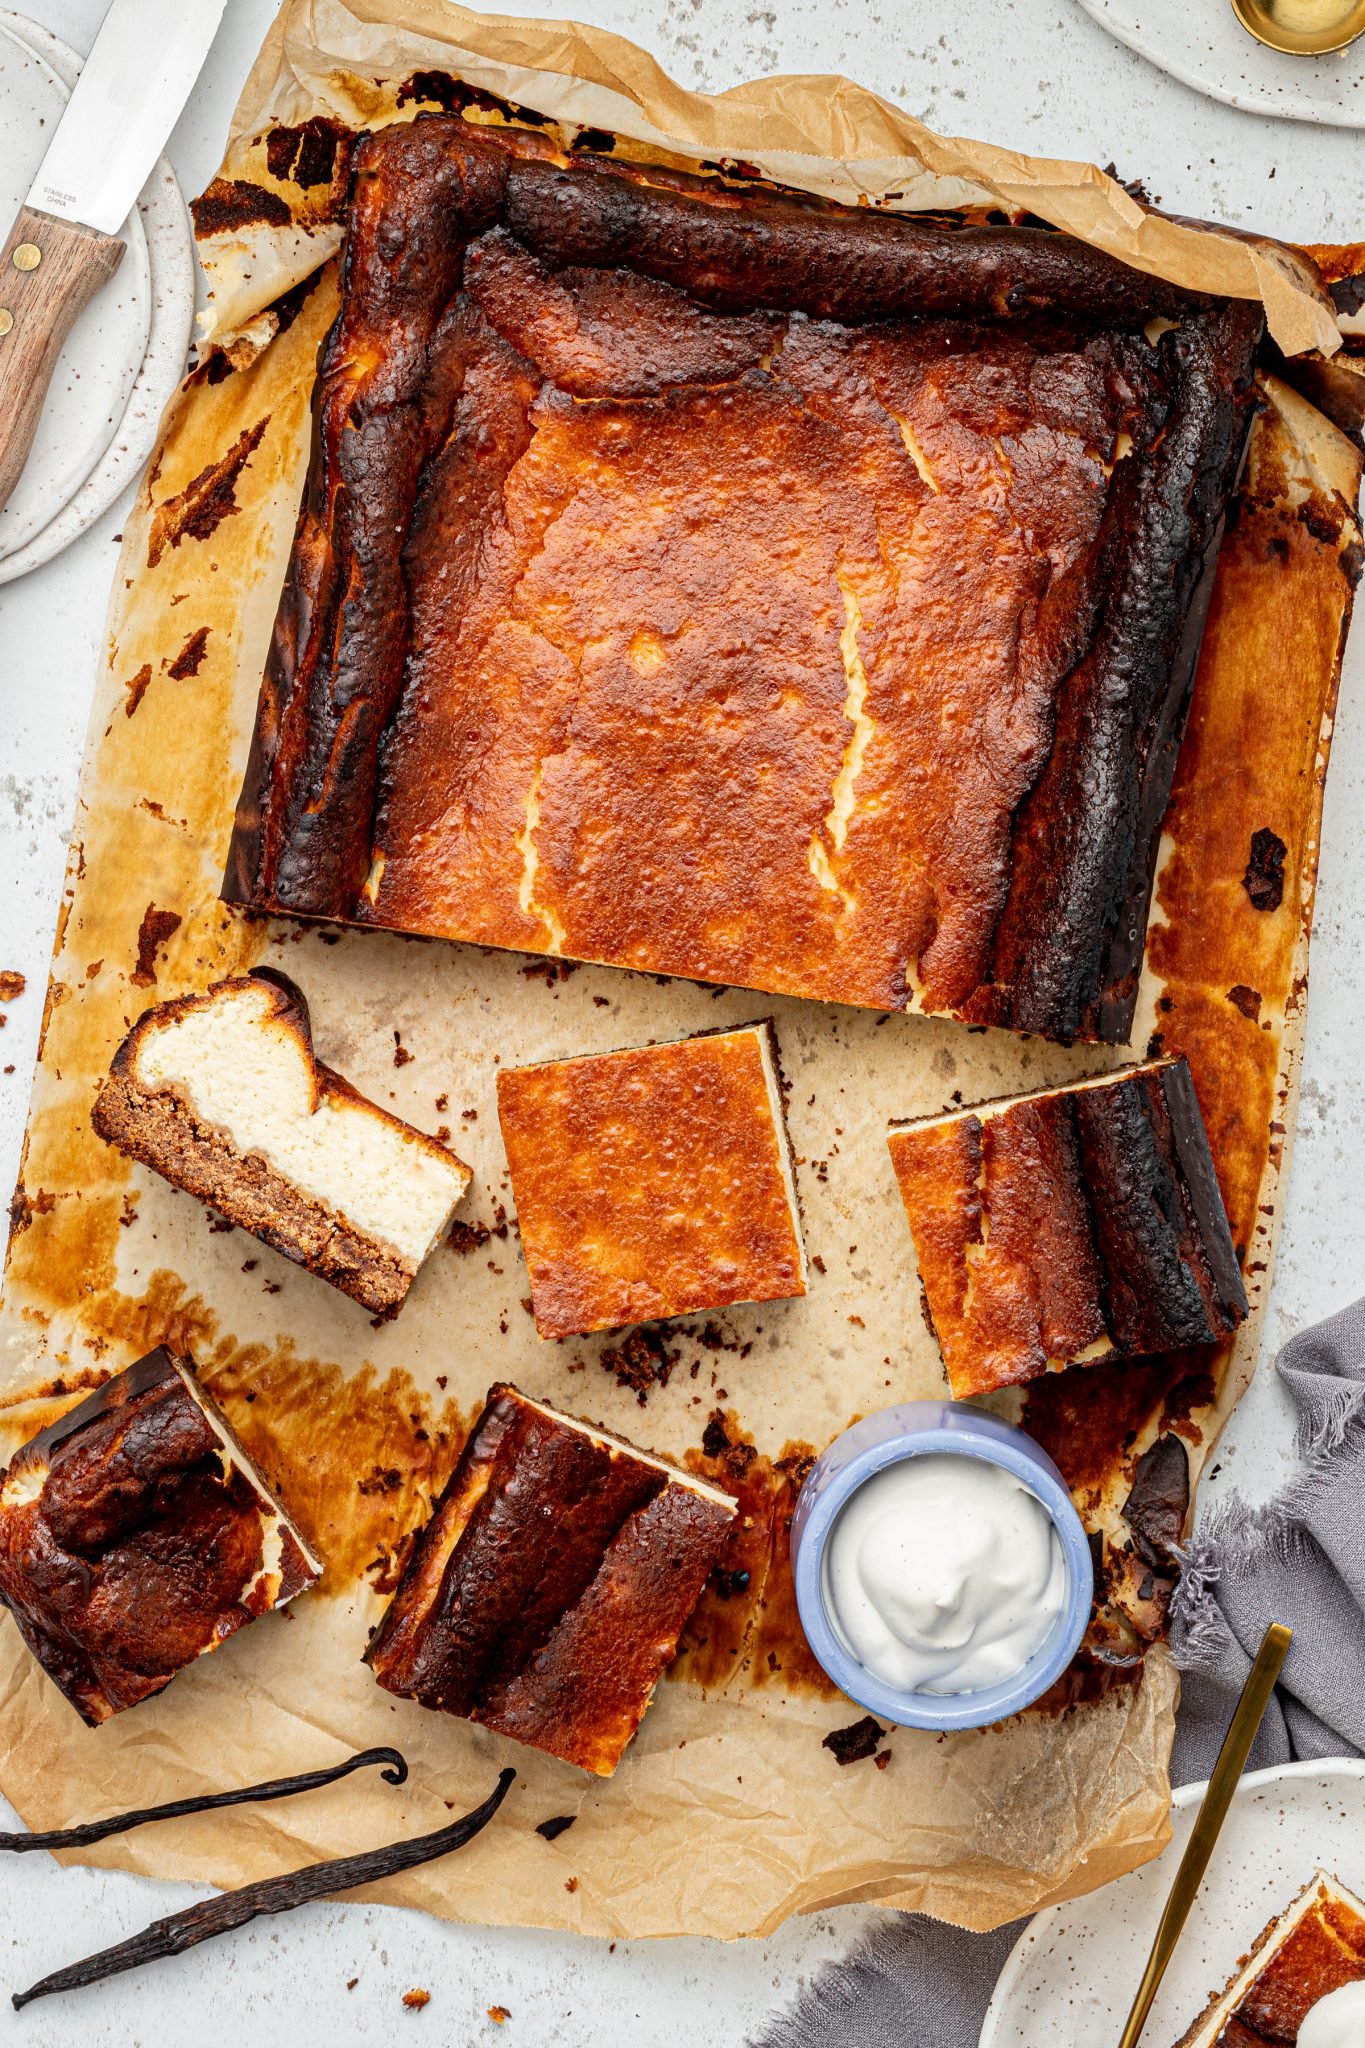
[0,204,124,513]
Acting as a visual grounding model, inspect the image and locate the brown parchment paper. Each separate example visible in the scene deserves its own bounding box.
[0,2,1360,1942]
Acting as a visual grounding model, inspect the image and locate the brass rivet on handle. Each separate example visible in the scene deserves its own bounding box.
[12,243,41,272]
[0,309,12,337]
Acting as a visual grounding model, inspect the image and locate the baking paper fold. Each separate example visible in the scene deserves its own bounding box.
[0,0,1360,1943]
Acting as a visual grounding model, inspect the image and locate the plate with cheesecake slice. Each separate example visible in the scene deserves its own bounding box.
[982,1758,1365,2047]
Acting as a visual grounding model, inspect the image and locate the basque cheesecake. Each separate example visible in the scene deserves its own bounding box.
[225,116,1263,1047]
[496,1021,806,1340]
[1173,1871,1365,2046]
[0,1348,319,1725]
[366,1383,736,1774]
[888,1055,1247,1397]
[92,970,472,1315]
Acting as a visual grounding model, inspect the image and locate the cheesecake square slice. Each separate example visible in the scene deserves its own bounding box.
[92,969,472,1316]
[887,1054,1247,1398]
[1173,1870,1365,2046]
[497,1021,806,1340]
[365,1383,736,1775]
[0,1347,320,1725]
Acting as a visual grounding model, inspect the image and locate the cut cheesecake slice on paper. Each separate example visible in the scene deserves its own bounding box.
[0,1346,320,1725]
[93,970,472,1316]
[887,1055,1247,1398]
[496,1020,806,1340]
[366,1382,737,1775]
[1172,1870,1365,2045]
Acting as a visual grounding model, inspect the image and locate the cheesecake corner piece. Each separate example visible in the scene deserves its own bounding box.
[887,1054,1247,1398]
[92,969,472,1315]
[365,1382,736,1774]
[0,1346,320,1725]
[1171,1869,1365,2046]
[496,1020,806,1340]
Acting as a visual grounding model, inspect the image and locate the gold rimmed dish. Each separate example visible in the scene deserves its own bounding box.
[1231,0,1365,55]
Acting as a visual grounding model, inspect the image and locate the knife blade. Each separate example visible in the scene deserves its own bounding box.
[0,0,227,514]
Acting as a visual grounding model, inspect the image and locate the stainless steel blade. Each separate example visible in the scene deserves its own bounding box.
[26,0,227,236]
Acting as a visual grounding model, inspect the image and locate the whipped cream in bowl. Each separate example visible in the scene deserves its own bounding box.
[791,1402,1094,1730]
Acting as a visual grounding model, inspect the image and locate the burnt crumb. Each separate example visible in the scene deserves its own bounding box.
[701,1410,732,1458]
[167,627,211,680]
[191,177,293,236]
[570,127,616,153]
[810,1252,827,1275]
[535,1814,576,1842]
[1242,827,1288,912]
[1122,1434,1191,1569]
[874,1749,892,1770]
[148,417,269,568]
[123,663,153,717]
[395,70,551,126]
[130,905,183,987]
[599,1327,679,1403]
[592,995,610,1007]
[447,1219,492,1253]
[1227,983,1262,1021]
[346,1979,358,1991]
[393,1032,413,1067]
[264,116,353,189]
[357,1466,403,1497]
[822,1715,887,1765]
[1101,161,1157,206]
[435,1093,448,1112]
[0,972,24,1003]
[520,957,578,985]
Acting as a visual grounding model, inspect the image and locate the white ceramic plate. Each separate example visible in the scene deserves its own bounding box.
[0,8,194,583]
[982,1758,1365,2047]
[1074,0,1365,127]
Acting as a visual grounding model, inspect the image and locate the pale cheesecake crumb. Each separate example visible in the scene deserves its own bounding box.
[93,970,472,1315]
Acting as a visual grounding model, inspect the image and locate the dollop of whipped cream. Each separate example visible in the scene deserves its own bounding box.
[1300,1981,1365,2048]
[822,1453,1067,1695]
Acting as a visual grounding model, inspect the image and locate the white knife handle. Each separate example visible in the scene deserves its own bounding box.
[0,204,124,514]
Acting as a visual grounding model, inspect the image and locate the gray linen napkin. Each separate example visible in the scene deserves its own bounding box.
[749,1296,1365,2048]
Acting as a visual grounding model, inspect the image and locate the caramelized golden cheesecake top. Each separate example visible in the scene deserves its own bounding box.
[496,1023,805,1340]
[226,118,1262,1045]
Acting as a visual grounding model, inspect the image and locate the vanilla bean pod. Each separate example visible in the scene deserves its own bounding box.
[0,1746,409,1856]
[12,1767,516,2009]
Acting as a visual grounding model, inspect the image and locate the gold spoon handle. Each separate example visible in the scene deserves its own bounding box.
[1117,1621,1293,2048]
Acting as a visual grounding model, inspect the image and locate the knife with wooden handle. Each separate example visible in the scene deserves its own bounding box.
[0,0,227,515]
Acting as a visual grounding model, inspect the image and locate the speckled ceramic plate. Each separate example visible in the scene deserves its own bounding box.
[0,9,193,584]
[982,1759,1365,2046]
[1075,0,1365,126]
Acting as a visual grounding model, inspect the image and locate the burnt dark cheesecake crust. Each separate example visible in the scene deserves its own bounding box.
[366,1383,736,1775]
[225,117,1262,1045]
[0,1349,319,1725]
[888,1055,1248,1397]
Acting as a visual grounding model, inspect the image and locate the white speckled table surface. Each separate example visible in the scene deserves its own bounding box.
[1,0,1362,2039]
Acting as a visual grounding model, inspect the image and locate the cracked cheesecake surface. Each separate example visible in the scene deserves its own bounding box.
[225,117,1262,1045]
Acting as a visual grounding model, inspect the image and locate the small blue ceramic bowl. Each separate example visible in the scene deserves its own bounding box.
[790,1401,1093,1731]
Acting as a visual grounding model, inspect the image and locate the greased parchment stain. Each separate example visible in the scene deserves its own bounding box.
[673,1410,834,1699]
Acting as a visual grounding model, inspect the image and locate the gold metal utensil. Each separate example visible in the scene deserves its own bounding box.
[1116,1620,1293,2048]
[1230,0,1365,56]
